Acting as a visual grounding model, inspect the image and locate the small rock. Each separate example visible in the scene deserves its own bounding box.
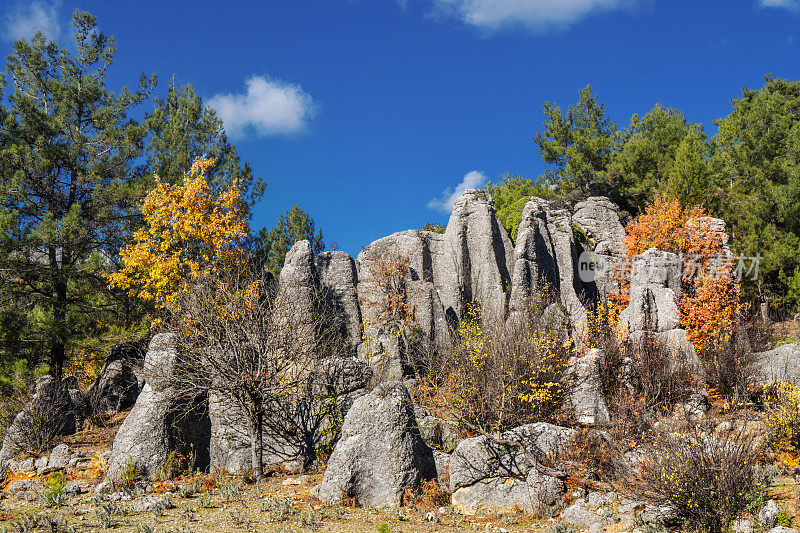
[424,511,440,522]
[133,495,172,512]
[17,458,34,472]
[640,503,678,525]
[94,480,112,494]
[7,479,44,493]
[619,499,643,514]
[41,444,71,474]
[282,475,311,486]
[768,528,799,533]
[731,519,755,533]
[586,491,605,510]
[562,499,602,528]
[64,482,81,497]
[589,524,605,533]
[759,500,780,529]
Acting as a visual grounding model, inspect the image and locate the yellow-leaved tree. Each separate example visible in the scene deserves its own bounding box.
[107,157,248,309]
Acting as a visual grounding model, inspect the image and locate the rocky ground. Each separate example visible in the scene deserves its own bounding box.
[2,409,800,533]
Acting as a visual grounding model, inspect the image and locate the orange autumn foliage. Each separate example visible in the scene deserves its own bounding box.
[614,196,740,356]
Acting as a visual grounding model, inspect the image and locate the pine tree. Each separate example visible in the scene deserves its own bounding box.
[0,12,155,380]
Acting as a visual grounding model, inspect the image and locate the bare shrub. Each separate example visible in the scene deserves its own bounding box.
[417,294,570,434]
[633,423,767,532]
[629,331,693,415]
[169,260,348,481]
[702,327,758,404]
[358,253,423,382]
[10,380,74,455]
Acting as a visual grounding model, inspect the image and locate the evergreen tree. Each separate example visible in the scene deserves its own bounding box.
[145,79,265,208]
[0,12,155,379]
[484,175,555,242]
[604,104,708,215]
[534,85,619,196]
[712,75,800,310]
[253,205,324,278]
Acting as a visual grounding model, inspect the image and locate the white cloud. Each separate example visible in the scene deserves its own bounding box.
[427,0,639,32]
[207,76,316,138]
[758,0,800,11]
[2,0,62,42]
[428,170,488,212]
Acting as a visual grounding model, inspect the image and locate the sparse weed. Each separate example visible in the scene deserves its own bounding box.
[218,478,243,501]
[260,497,295,521]
[197,491,213,508]
[228,509,252,529]
[546,524,577,533]
[41,472,68,508]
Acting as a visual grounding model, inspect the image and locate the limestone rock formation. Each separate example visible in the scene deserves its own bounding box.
[449,422,575,514]
[209,355,371,475]
[572,196,627,299]
[755,343,800,385]
[87,342,145,415]
[566,348,610,426]
[619,248,700,370]
[310,381,436,507]
[0,375,83,468]
[315,251,362,348]
[107,334,210,481]
[104,190,639,482]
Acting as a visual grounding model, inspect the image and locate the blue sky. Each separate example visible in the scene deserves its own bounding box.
[1,0,798,255]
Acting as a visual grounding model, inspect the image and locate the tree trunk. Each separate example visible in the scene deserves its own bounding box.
[50,248,68,383]
[250,411,264,482]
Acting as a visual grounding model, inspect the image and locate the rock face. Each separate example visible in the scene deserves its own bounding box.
[311,381,436,507]
[106,190,637,479]
[449,423,575,514]
[87,342,145,415]
[509,196,625,339]
[208,356,371,475]
[107,334,210,481]
[566,348,610,426]
[316,251,362,348]
[0,375,83,468]
[619,248,699,370]
[572,196,626,299]
[755,343,800,385]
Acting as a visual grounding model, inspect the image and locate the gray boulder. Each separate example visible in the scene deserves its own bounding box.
[620,248,701,372]
[208,361,369,476]
[572,196,626,300]
[561,498,603,528]
[39,443,72,475]
[769,528,799,533]
[315,251,362,349]
[567,348,610,426]
[619,249,682,334]
[758,499,780,529]
[311,381,436,507]
[510,198,560,315]
[0,375,82,467]
[87,342,144,415]
[448,422,574,514]
[6,479,44,493]
[356,230,453,380]
[755,343,800,385]
[107,334,210,481]
[510,198,588,338]
[451,468,562,515]
[572,197,626,258]
[440,189,514,323]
